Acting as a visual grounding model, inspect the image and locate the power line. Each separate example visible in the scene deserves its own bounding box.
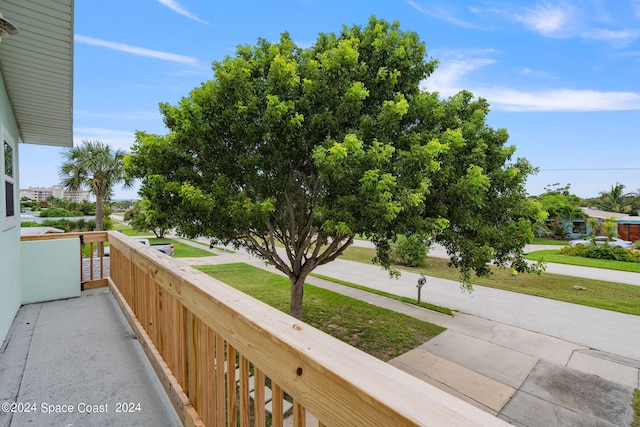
[539,167,640,171]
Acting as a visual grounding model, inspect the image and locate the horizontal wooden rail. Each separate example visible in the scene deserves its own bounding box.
[106,231,507,427]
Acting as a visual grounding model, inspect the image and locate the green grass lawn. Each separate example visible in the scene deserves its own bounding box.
[310,273,453,316]
[109,221,154,237]
[149,238,214,258]
[196,263,445,361]
[340,246,640,316]
[530,237,569,245]
[527,249,640,273]
[633,389,640,427]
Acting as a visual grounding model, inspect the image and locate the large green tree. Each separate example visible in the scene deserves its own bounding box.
[129,17,542,319]
[59,140,130,231]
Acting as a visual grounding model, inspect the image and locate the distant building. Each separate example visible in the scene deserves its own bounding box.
[20,185,91,202]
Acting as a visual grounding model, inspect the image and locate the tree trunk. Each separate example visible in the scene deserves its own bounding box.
[95,194,104,231]
[289,274,307,320]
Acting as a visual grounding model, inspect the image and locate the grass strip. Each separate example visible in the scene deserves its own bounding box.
[530,237,569,245]
[633,389,640,427]
[340,246,640,316]
[196,262,445,361]
[310,273,453,316]
[150,238,214,258]
[527,249,640,273]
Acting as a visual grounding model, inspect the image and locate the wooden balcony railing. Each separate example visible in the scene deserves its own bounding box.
[22,231,506,426]
[105,231,506,427]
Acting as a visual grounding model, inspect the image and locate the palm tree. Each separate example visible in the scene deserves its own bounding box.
[59,140,131,231]
[593,183,635,213]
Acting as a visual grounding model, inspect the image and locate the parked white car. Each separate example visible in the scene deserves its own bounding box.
[568,236,634,249]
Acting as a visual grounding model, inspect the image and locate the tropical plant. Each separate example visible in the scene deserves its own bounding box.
[549,224,569,240]
[593,183,635,213]
[601,216,619,240]
[59,140,131,231]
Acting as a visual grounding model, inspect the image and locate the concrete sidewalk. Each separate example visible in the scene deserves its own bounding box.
[182,242,638,427]
[0,288,181,427]
[306,274,637,426]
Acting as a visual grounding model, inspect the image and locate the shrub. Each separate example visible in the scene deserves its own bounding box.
[559,245,583,256]
[39,219,96,232]
[39,208,75,218]
[582,245,626,261]
[625,250,640,263]
[393,235,430,267]
[560,244,640,263]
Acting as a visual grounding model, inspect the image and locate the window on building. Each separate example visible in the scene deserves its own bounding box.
[3,137,17,229]
[572,221,586,235]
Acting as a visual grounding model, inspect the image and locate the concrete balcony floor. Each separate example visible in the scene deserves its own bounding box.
[0,288,181,427]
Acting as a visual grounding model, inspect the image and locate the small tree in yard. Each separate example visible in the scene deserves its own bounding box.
[394,235,430,267]
[128,17,544,320]
[125,199,172,238]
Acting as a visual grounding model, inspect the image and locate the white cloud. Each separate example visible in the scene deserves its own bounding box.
[423,53,640,112]
[75,35,199,66]
[582,28,640,47]
[406,1,478,29]
[480,88,640,112]
[424,57,495,96]
[518,67,557,80]
[157,0,208,24]
[515,1,575,37]
[505,1,640,46]
[73,128,137,151]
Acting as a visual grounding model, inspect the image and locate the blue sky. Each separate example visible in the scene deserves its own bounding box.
[19,0,640,200]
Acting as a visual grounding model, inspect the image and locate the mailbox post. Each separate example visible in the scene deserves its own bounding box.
[417,274,427,304]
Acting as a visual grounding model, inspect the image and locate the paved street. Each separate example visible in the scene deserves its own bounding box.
[189,237,640,360]
[314,257,640,361]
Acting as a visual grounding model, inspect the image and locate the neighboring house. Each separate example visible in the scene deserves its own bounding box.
[0,1,73,343]
[546,207,639,241]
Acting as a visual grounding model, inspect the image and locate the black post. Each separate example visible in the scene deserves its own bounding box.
[417,274,426,304]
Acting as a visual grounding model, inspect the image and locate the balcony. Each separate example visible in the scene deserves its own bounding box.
[8,231,507,426]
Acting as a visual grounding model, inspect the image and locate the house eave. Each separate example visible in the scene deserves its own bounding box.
[0,0,74,147]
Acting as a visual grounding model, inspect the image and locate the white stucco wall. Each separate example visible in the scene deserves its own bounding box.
[0,77,22,343]
[20,238,81,304]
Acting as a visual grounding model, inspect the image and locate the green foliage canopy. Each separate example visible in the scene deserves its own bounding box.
[128,17,542,318]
